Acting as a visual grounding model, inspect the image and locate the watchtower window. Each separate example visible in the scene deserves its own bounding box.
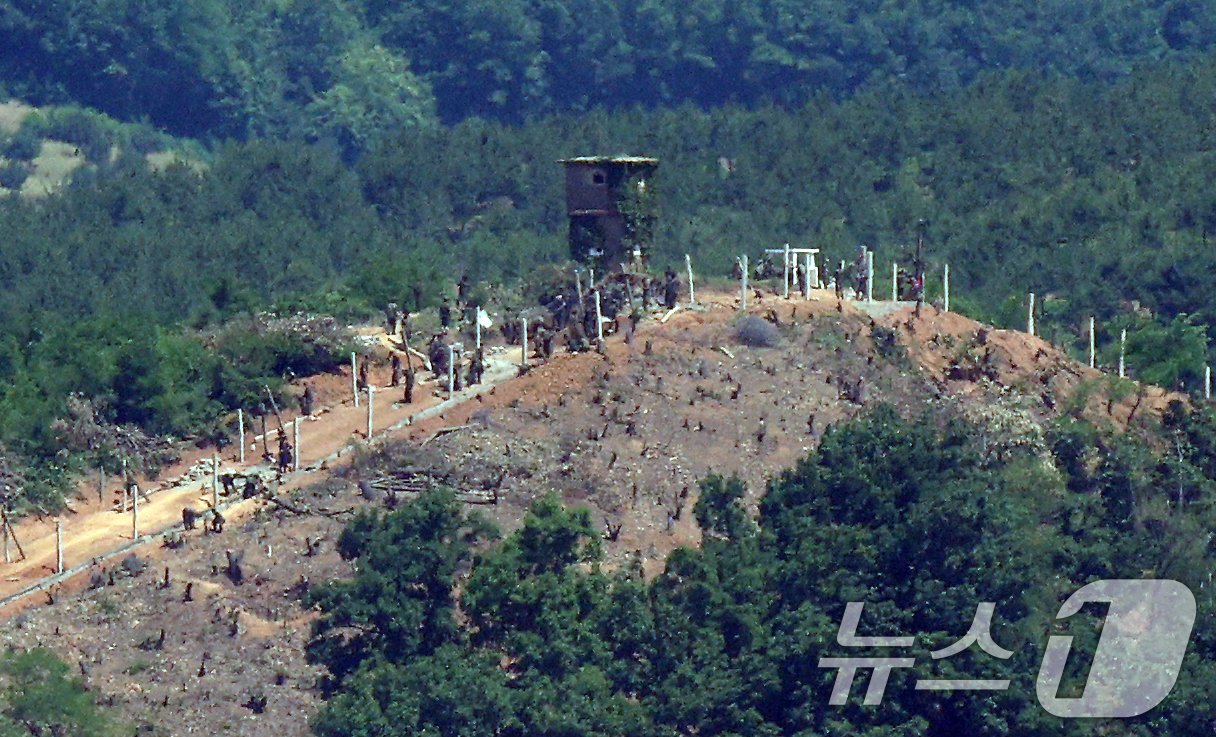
[591,170,606,185]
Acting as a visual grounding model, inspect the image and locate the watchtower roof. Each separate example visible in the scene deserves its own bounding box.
[558,156,659,165]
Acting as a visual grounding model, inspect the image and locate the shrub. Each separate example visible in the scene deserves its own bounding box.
[735,315,781,347]
[3,124,42,161]
[0,161,28,190]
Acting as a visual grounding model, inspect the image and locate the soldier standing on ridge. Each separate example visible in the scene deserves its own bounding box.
[439,297,452,328]
[457,275,471,308]
[664,270,680,310]
[384,303,400,335]
[404,365,416,404]
[300,384,315,417]
[277,435,293,474]
[853,245,868,298]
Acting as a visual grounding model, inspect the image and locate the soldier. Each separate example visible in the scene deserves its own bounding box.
[357,358,369,392]
[457,275,471,308]
[428,334,449,375]
[541,329,555,360]
[182,508,200,531]
[732,258,744,281]
[834,263,844,301]
[242,475,262,499]
[404,365,416,403]
[210,508,225,534]
[300,384,316,417]
[853,245,868,297]
[391,354,403,387]
[468,349,485,386]
[551,294,570,329]
[384,302,400,335]
[439,297,452,328]
[664,269,680,309]
[567,321,587,353]
[582,299,599,338]
[278,436,293,474]
[399,308,412,341]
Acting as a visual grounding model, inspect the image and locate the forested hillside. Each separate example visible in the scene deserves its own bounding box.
[306,405,1216,737]
[1,0,1213,146]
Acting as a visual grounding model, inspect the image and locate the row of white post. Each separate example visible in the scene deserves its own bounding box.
[1036,302,1212,397]
[737,248,952,310]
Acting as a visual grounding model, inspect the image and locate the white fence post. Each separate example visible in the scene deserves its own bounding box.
[1119,329,1127,378]
[943,264,950,312]
[686,254,696,306]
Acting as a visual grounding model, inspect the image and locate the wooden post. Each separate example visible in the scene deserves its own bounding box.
[121,458,128,513]
[685,253,695,306]
[1206,365,1212,400]
[943,264,950,312]
[98,468,105,505]
[575,270,583,303]
[367,386,374,438]
[475,305,482,350]
[891,262,898,302]
[293,417,300,472]
[782,243,791,299]
[2,516,8,564]
[1027,293,1036,337]
[1119,328,1127,378]
[211,453,219,507]
[55,520,62,574]
[594,293,604,342]
[351,352,359,407]
[865,250,874,303]
[132,479,139,541]
[3,515,23,562]
[1088,317,1096,369]
[238,408,245,464]
[740,255,748,310]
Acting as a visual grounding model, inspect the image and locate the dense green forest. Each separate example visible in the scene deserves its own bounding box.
[1,0,1214,144]
[305,404,1216,736]
[3,51,1216,506]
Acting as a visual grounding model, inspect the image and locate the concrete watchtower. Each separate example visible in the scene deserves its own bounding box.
[560,156,658,269]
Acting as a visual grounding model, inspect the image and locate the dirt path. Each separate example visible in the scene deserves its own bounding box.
[0,340,530,606]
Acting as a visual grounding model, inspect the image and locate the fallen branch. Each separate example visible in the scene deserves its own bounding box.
[421,425,472,446]
[718,346,736,359]
[266,495,353,518]
[660,306,682,324]
[407,347,433,372]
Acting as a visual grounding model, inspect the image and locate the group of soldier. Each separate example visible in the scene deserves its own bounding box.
[740,246,926,304]
[532,269,682,356]
[365,269,685,405]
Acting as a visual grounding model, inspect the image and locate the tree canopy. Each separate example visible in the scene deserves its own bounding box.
[306,405,1216,736]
